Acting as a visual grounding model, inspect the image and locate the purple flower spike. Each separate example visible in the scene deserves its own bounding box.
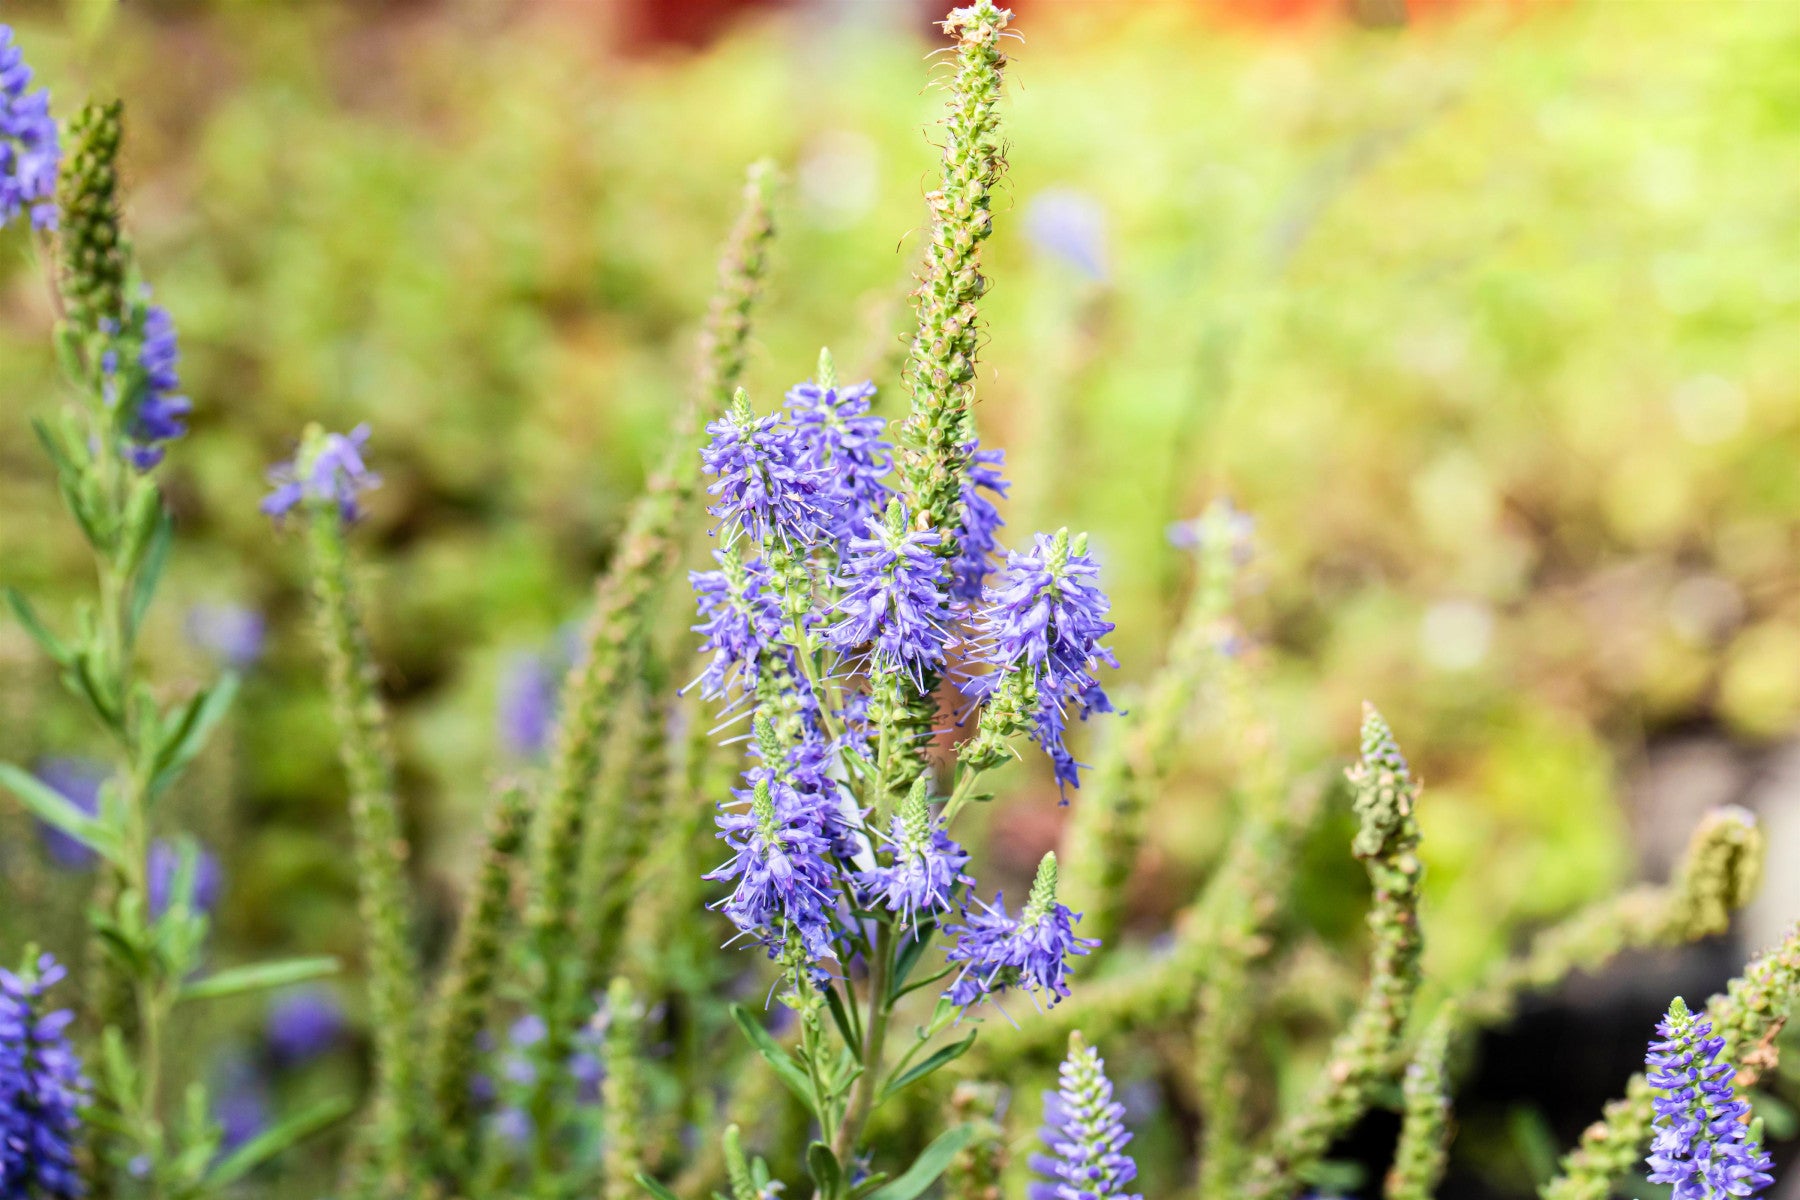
[859,778,969,928]
[1027,1034,1142,1200]
[688,549,784,701]
[0,954,89,1200]
[498,649,560,759]
[949,441,1009,604]
[784,372,893,539]
[962,529,1118,794]
[0,25,59,231]
[828,501,952,685]
[266,988,347,1065]
[946,853,1096,1011]
[108,302,191,471]
[705,777,840,965]
[1645,996,1775,1200]
[701,390,826,546]
[262,424,380,524]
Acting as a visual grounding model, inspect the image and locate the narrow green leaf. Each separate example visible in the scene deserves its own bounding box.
[635,1173,683,1200]
[863,1126,976,1200]
[207,1096,352,1187]
[178,957,339,1004]
[807,1142,843,1196]
[879,1031,977,1103]
[0,762,119,863]
[730,1003,816,1109]
[823,981,861,1058]
[127,505,173,636]
[150,673,240,798]
[848,1174,891,1200]
[3,588,71,665]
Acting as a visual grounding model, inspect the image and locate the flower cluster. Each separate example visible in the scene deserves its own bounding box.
[962,529,1118,793]
[691,363,1115,1003]
[946,853,1096,1010]
[262,424,381,523]
[1029,1034,1143,1200]
[0,954,88,1200]
[1644,997,1774,1200]
[0,25,58,231]
[102,299,192,471]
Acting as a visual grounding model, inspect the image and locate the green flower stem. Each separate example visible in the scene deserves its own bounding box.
[305,507,422,1188]
[1541,922,1800,1200]
[1241,706,1425,1200]
[1384,1008,1455,1200]
[425,779,529,1176]
[523,158,776,1177]
[831,921,896,1162]
[602,977,648,1200]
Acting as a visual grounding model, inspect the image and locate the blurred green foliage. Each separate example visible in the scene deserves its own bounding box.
[4,0,1800,1188]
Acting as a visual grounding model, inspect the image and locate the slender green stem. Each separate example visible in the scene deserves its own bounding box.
[831,923,895,1162]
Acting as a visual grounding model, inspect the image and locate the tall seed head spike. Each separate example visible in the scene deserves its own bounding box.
[1347,702,1419,862]
[1664,806,1765,941]
[57,99,127,334]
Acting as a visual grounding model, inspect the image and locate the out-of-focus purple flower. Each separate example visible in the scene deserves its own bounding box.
[1166,497,1255,562]
[0,25,59,231]
[31,758,105,870]
[950,442,1008,604]
[828,503,951,686]
[105,301,191,471]
[1027,1035,1141,1200]
[859,780,969,928]
[498,649,560,758]
[688,550,784,701]
[1023,188,1109,283]
[701,394,826,546]
[185,603,266,670]
[147,839,222,918]
[261,424,380,524]
[946,854,1095,1011]
[1645,996,1774,1200]
[706,778,840,965]
[0,954,88,1200]
[784,376,893,539]
[211,1055,269,1154]
[265,989,346,1065]
[492,1106,532,1146]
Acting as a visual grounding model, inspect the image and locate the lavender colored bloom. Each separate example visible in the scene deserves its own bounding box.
[261,424,380,523]
[945,854,1096,1010]
[184,603,266,670]
[1024,188,1109,283]
[211,1055,269,1153]
[31,758,105,870]
[705,778,840,964]
[498,649,560,758]
[265,989,346,1065]
[105,302,191,471]
[828,503,951,684]
[1167,496,1255,560]
[784,377,893,538]
[1644,996,1774,1200]
[950,442,1009,603]
[0,955,88,1200]
[688,550,784,700]
[859,780,969,928]
[701,394,826,545]
[0,26,59,231]
[962,529,1118,792]
[146,839,222,918]
[1027,1036,1142,1200]
[492,1106,532,1146]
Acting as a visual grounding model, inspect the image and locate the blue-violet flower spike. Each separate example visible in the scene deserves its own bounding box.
[0,26,58,231]
[946,852,1096,1010]
[1027,1032,1143,1200]
[859,776,969,928]
[1645,995,1775,1200]
[828,500,952,685]
[701,389,826,546]
[261,424,380,523]
[0,953,89,1200]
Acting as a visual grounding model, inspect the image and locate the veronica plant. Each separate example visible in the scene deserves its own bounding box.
[0,40,346,1198]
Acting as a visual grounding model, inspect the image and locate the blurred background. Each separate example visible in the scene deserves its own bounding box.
[4,0,1800,1195]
